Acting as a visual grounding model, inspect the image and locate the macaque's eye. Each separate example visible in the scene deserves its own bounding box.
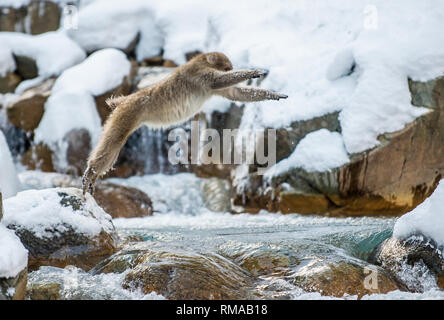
[224,67,232,71]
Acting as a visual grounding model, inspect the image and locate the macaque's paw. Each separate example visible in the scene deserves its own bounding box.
[268,92,288,100]
[82,166,98,196]
[251,69,268,78]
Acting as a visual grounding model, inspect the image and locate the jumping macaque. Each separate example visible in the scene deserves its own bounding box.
[82,52,287,195]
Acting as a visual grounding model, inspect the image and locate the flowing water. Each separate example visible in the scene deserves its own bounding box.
[27,173,444,300]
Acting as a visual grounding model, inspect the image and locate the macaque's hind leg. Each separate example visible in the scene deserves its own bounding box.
[82,108,138,195]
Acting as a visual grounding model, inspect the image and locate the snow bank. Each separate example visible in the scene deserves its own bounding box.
[0,31,86,79]
[393,180,444,247]
[0,130,20,198]
[66,0,444,169]
[51,48,131,96]
[0,224,27,278]
[34,49,129,166]
[0,47,15,77]
[265,129,349,177]
[2,187,114,239]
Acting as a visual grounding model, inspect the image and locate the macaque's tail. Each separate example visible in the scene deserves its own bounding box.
[105,95,125,110]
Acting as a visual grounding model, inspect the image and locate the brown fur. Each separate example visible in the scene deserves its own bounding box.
[82,52,287,194]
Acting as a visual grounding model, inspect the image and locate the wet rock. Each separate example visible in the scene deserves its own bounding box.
[6,78,54,131]
[233,76,444,216]
[0,71,21,93]
[0,1,61,35]
[14,55,38,80]
[0,268,27,300]
[370,235,444,291]
[121,248,254,299]
[219,242,298,277]
[3,188,119,271]
[293,259,403,298]
[26,282,61,300]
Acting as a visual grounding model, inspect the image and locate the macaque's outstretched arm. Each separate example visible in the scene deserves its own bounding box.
[82,109,139,195]
[215,86,288,102]
[211,69,268,89]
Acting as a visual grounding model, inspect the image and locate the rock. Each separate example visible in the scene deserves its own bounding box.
[0,1,61,35]
[292,259,403,298]
[26,282,61,300]
[19,171,153,219]
[6,78,54,131]
[3,188,119,271]
[233,76,444,216]
[21,142,55,173]
[0,71,21,93]
[63,129,91,176]
[0,268,27,300]
[14,55,38,79]
[120,248,254,299]
[218,242,298,277]
[370,235,444,292]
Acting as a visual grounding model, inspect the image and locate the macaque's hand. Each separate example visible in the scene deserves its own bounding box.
[251,69,269,78]
[267,91,288,100]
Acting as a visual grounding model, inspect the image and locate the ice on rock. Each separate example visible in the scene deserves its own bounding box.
[393,180,444,247]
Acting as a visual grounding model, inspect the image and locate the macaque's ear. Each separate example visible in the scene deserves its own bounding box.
[206,53,218,65]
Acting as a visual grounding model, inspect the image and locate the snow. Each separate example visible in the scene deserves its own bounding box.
[265,129,349,177]
[0,31,86,80]
[0,224,27,279]
[51,48,131,96]
[34,49,129,167]
[393,180,444,247]
[0,47,15,77]
[2,187,114,239]
[66,0,163,61]
[0,130,21,198]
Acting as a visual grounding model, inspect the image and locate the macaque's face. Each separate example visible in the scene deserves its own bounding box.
[205,52,233,72]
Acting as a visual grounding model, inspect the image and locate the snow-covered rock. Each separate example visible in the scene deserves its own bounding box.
[2,187,119,271]
[29,49,131,173]
[0,31,86,83]
[0,130,20,198]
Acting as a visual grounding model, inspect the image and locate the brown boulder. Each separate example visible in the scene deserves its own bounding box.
[0,268,27,300]
[0,71,21,93]
[6,78,54,131]
[26,282,61,300]
[21,142,55,172]
[293,260,403,298]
